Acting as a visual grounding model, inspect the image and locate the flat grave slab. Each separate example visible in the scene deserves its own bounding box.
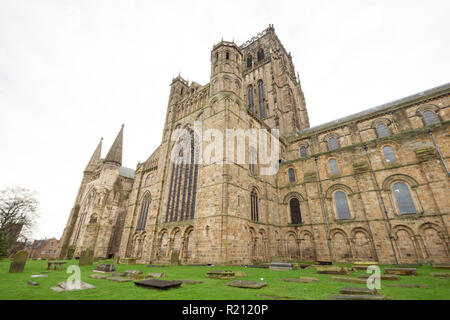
[329,294,388,300]
[28,281,39,286]
[331,277,367,284]
[316,266,349,275]
[279,277,318,283]
[386,283,428,288]
[30,274,48,278]
[51,281,95,292]
[384,268,418,276]
[89,274,107,279]
[339,286,377,295]
[134,279,182,290]
[147,272,167,278]
[227,280,267,289]
[358,274,399,280]
[317,260,333,265]
[432,264,450,270]
[269,262,293,271]
[106,276,133,282]
[242,265,269,269]
[124,270,143,276]
[206,270,235,279]
[430,272,450,278]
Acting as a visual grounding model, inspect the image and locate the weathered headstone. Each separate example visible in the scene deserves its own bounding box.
[134,279,182,290]
[269,262,293,270]
[51,281,95,292]
[316,265,349,275]
[353,261,378,270]
[9,250,27,273]
[242,265,269,269]
[331,276,367,284]
[94,264,115,273]
[30,274,48,278]
[113,255,120,264]
[106,276,133,282]
[432,264,450,270]
[206,270,235,279]
[78,248,94,267]
[89,274,108,279]
[124,270,143,277]
[227,280,267,289]
[147,272,167,278]
[174,279,204,285]
[384,268,418,276]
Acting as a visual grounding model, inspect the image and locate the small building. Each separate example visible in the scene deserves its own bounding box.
[29,238,60,259]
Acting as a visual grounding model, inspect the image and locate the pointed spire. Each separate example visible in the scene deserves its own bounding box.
[104,124,124,166]
[84,137,103,172]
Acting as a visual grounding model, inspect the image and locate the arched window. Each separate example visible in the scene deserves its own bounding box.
[226,51,229,60]
[383,146,397,163]
[136,193,151,230]
[393,182,417,214]
[300,146,307,158]
[328,137,339,151]
[250,189,259,222]
[422,110,439,126]
[257,80,266,118]
[248,85,254,112]
[257,48,264,61]
[247,55,253,68]
[329,159,339,175]
[249,147,257,175]
[288,168,296,183]
[289,198,302,224]
[376,124,391,138]
[334,191,351,219]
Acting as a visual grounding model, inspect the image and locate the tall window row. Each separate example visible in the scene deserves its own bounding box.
[165,130,199,223]
[247,80,266,118]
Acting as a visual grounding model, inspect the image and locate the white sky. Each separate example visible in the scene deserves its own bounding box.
[0,0,449,240]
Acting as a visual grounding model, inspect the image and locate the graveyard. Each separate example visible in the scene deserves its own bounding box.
[0,254,449,300]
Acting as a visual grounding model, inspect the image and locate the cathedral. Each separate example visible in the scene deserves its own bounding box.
[58,25,450,265]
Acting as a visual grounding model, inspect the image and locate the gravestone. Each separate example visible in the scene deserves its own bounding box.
[31,274,48,278]
[134,279,182,290]
[206,270,235,279]
[106,276,133,282]
[170,250,181,265]
[279,277,318,283]
[51,281,95,292]
[331,276,367,284]
[430,272,450,278]
[384,268,418,276]
[94,264,115,273]
[339,287,377,295]
[317,260,332,265]
[358,274,399,281]
[120,258,136,264]
[329,294,388,300]
[124,270,143,277]
[269,262,293,270]
[89,274,108,279]
[113,255,120,264]
[78,248,94,267]
[227,280,267,289]
[316,266,349,275]
[242,265,269,269]
[9,250,27,273]
[147,272,167,278]
[353,261,378,270]
[386,283,428,288]
[432,264,450,270]
[234,271,247,277]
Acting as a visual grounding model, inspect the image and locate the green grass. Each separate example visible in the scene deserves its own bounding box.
[0,259,448,300]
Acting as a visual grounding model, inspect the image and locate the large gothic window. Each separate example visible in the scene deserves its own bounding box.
[250,189,259,222]
[334,191,351,220]
[257,80,266,118]
[422,110,439,126]
[165,129,199,223]
[376,124,391,138]
[383,146,397,164]
[288,168,296,183]
[248,85,254,112]
[289,198,302,224]
[393,182,417,214]
[257,48,264,61]
[136,193,151,230]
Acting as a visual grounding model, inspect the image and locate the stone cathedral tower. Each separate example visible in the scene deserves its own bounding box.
[60,25,450,265]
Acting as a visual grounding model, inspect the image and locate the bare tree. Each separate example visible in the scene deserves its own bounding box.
[0,187,39,244]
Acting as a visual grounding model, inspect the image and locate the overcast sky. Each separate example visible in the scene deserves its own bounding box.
[0,0,449,241]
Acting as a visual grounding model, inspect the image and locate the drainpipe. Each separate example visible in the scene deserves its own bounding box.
[428,129,450,176]
[363,144,399,265]
[314,157,334,262]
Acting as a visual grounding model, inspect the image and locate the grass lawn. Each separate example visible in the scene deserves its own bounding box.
[0,259,449,300]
